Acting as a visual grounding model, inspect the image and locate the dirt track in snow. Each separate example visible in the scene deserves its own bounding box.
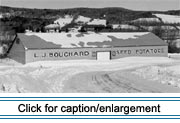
[63,70,180,93]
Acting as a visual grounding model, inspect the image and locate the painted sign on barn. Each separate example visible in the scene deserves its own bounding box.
[24,46,167,63]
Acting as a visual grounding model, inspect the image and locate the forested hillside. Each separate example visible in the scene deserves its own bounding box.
[1,6,179,33]
[0,6,180,55]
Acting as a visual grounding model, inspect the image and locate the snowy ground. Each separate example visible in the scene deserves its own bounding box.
[75,15,106,25]
[153,14,180,23]
[54,15,74,27]
[87,19,106,26]
[132,18,161,23]
[74,15,91,24]
[51,15,106,28]
[112,24,138,30]
[141,25,177,32]
[0,56,180,93]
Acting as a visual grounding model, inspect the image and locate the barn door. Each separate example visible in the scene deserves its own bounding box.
[97,51,111,61]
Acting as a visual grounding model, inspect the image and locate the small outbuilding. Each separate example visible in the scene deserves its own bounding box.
[8,32,168,64]
[45,24,61,33]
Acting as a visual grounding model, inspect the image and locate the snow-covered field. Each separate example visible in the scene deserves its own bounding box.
[119,24,138,30]
[141,25,177,31]
[74,15,91,24]
[0,56,180,93]
[132,65,180,88]
[47,15,106,29]
[74,15,106,26]
[112,24,138,30]
[87,19,106,26]
[153,14,180,23]
[54,15,74,27]
[132,18,161,23]
[45,23,60,29]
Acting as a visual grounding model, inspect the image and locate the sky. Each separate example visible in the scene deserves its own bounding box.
[0,0,180,11]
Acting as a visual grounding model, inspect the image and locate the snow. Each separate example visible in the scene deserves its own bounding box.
[0,44,8,55]
[25,32,149,48]
[74,15,91,24]
[0,14,3,19]
[166,39,180,48]
[87,19,106,26]
[45,23,60,29]
[112,24,138,30]
[168,65,180,75]
[132,65,180,88]
[25,29,33,33]
[132,18,161,23]
[112,24,120,29]
[169,53,180,59]
[74,15,106,25]
[52,15,106,27]
[0,57,180,93]
[23,57,173,68]
[119,24,138,30]
[176,26,180,30]
[54,15,73,27]
[154,14,180,24]
[141,25,176,31]
[161,25,177,30]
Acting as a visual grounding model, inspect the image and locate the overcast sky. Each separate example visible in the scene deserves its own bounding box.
[1,0,180,11]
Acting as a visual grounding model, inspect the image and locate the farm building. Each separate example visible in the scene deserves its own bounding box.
[82,25,106,32]
[8,32,168,64]
[45,24,61,33]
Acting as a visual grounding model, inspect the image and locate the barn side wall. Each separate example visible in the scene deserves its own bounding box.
[25,45,168,63]
[8,39,26,64]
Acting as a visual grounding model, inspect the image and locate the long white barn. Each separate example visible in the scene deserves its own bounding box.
[8,32,168,64]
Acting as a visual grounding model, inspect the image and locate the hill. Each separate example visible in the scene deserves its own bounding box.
[0,6,155,22]
[0,6,180,55]
[1,6,179,31]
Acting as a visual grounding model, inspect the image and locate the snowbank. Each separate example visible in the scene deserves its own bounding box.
[132,65,180,88]
[168,53,180,59]
[24,57,175,68]
[0,57,179,93]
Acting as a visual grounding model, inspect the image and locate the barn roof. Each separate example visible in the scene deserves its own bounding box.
[17,32,167,49]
